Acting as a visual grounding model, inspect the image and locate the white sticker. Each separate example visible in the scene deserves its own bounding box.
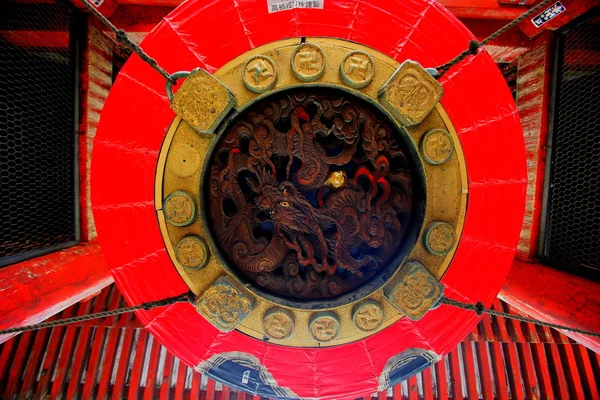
[267,0,324,13]
[531,2,566,28]
[242,370,251,384]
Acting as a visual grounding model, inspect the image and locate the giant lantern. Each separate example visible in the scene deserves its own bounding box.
[92,0,526,398]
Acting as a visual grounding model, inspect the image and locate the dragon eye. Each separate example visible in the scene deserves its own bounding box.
[280,201,290,207]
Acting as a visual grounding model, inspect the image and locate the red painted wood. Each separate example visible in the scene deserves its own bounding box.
[235,389,245,400]
[51,302,91,399]
[505,304,527,343]
[439,0,528,19]
[408,375,418,400]
[479,314,495,342]
[514,35,552,261]
[143,337,162,400]
[34,306,76,399]
[434,357,448,400]
[112,328,136,399]
[573,345,599,400]
[190,371,202,400]
[475,341,494,400]
[546,343,570,400]
[97,325,122,399]
[0,334,16,390]
[207,378,217,400]
[503,343,525,400]
[489,342,509,400]
[221,382,231,400]
[4,331,34,399]
[461,341,479,400]
[491,300,511,342]
[160,351,175,400]
[65,299,95,400]
[392,381,402,400]
[82,304,112,399]
[128,329,149,400]
[0,242,112,345]
[377,390,386,400]
[422,368,434,400]
[559,340,586,400]
[516,343,539,399]
[20,328,51,399]
[448,350,463,400]
[530,343,555,399]
[174,361,187,400]
[500,261,600,352]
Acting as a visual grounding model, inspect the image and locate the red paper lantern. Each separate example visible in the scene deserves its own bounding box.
[92,0,526,397]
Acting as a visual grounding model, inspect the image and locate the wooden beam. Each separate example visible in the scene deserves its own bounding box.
[500,260,600,353]
[0,242,113,344]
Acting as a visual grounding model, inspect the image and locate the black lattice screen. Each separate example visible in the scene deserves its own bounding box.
[543,11,600,280]
[0,0,80,267]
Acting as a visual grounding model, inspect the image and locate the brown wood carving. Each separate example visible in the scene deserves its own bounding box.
[207,90,414,299]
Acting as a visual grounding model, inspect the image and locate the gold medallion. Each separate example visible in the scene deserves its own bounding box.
[196,276,255,332]
[352,300,384,332]
[420,129,454,165]
[291,43,326,81]
[175,236,210,270]
[309,312,340,342]
[164,191,196,227]
[243,55,278,93]
[263,308,295,339]
[424,222,456,256]
[340,50,375,89]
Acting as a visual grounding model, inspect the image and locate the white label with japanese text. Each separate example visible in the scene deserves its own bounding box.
[531,2,566,28]
[267,0,324,13]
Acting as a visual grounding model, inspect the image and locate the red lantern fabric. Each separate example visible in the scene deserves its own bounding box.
[92,0,526,397]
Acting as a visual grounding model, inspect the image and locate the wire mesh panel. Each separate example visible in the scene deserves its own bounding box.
[544,12,600,280]
[0,0,79,267]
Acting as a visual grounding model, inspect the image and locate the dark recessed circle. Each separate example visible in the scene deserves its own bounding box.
[205,88,424,306]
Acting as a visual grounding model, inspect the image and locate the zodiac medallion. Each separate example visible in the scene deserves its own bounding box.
[309,312,340,342]
[424,222,456,256]
[175,236,210,270]
[352,300,384,332]
[420,129,454,165]
[243,55,278,93]
[340,50,375,89]
[164,191,196,226]
[263,308,295,339]
[291,43,326,81]
[206,89,416,300]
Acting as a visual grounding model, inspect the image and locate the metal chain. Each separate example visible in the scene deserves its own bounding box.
[79,0,177,85]
[3,292,599,339]
[440,297,600,339]
[0,292,194,335]
[435,0,555,76]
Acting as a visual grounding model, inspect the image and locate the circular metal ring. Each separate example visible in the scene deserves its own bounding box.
[166,71,192,102]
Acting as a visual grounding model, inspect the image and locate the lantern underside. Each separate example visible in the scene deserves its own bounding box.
[155,38,468,347]
[91,0,527,397]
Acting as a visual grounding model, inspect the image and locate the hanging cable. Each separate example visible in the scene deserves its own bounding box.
[435,0,555,77]
[0,292,193,335]
[79,0,177,85]
[439,297,600,338]
[2,293,600,339]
